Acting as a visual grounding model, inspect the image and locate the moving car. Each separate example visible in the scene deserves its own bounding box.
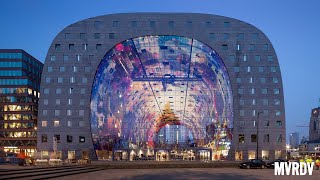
[266,159,288,169]
[238,159,267,169]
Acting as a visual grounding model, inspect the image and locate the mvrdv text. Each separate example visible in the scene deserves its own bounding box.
[274,162,314,175]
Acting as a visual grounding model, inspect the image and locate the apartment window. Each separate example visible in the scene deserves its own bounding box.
[80,33,86,39]
[249,77,253,83]
[238,88,244,94]
[236,78,241,83]
[79,136,85,143]
[224,22,230,27]
[273,78,279,83]
[263,110,269,116]
[261,88,268,94]
[73,66,77,72]
[70,77,75,83]
[251,134,257,142]
[43,99,48,105]
[262,99,269,106]
[263,134,270,143]
[267,55,273,61]
[252,33,259,39]
[131,21,137,27]
[150,21,156,28]
[239,134,245,143]
[67,135,73,143]
[82,44,88,50]
[223,33,229,40]
[85,66,91,73]
[41,134,47,143]
[69,44,75,50]
[94,33,100,39]
[57,77,63,83]
[56,88,61,94]
[247,66,251,73]
[249,44,255,51]
[50,55,56,61]
[112,20,118,27]
[56,99,60,105]
[63,55,69,61]
[276,121,282,127]
[94,21,102,29]
[79,110,84,116]
[255,55,261,61]
[54,120,60,127]
[65,33,71,39]
[240,110,245,116]
[80,88,85,94]
[96,44,102,50]
[264,120,270,127]
[237,33,244,40]
[222,44,228,50]
[168,21,174,28]
[260,78,266,84]
[252,99,256,105]
[243,55,247,61]
[45,77,51,84]
[251,88,255,94]
[80,99,85,106]
[239,121,245,127]
[236,44,241,51]
[42,110,47,116]
[252,110,256,116]
[234,67,240,72]
[274,99,280,105]
[258,66,264,73]
[44,88,49,94]
[229,55,235,61]
[67,120,72,127]
[68,99,72,105]
[59,66,65,72]
[271,66,276,72]
[69,88,73,94]
[274,88,280,94]
[79,121,85,127]
[67,110,72,116]
[239,99,244,105]
[209,33,215,40]
[277,134,283,143]
[205,21,211,27]
[186,21,192,28]
[55,44,61,51]
[82,77,87,84]
[263,44,269,51]
[54,134,60,143]
[54,110,60,116]
[47,66,53,72]
[109,33,115,39]
[42,121,47,127]
[76,55,81,61]
[276,110,281,116]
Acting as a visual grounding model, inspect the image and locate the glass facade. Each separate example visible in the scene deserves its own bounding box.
[90,36,233,160]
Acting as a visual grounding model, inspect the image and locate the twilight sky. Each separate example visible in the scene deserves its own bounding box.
[1,0,319,141]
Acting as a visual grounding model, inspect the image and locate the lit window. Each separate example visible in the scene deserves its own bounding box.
[251,88,255,94]
[249,77,253,83]
[67,110,72,116]
[55,110,60,116]
[70,77,75,83]
[243,55,247,61]
[68,99,72,105]
[274,99,280,105]
[73,66,77,72]
[252,110,256,116]
[276,110,281,116]
[252,99,256,105]
[67,121,72,127]
[237,44,241,51]
[42,121,47,127]
[239,134,245,143]
[82,44,88,50]
[47,66,53,72]
[54,120,60,127]
[79,136,85,143]
[50,55,56,61]
[247,66,251,72]
[274,88,280,94]
[69,88,73,94]
[76,55,81,61]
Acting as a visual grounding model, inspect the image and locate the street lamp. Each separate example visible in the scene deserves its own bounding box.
[256,112,263,159]
[286,144,290,160]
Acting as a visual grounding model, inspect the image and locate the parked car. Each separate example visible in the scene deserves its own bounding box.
[266,159,288,169]
[238,159,267,169]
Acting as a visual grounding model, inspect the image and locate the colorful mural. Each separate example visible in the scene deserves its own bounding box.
[90,36,233,158]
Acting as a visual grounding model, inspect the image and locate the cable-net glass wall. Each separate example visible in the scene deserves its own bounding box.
[90,36,233,160]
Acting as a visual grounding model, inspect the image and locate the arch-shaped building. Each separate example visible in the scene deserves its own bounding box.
[37,13,285,161]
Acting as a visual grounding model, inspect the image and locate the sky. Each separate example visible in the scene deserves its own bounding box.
[0,0,319,141]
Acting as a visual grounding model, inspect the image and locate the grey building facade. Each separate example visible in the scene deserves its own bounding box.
[37,13,285,161]
[309,107,320,141]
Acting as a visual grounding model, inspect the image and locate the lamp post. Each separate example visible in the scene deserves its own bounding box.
[256,112,263,159]
[286,144,290,160]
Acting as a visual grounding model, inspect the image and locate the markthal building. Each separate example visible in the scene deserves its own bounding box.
[37,13,285,161]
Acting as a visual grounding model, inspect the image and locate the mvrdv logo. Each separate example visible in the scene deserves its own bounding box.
[274,162,314,175]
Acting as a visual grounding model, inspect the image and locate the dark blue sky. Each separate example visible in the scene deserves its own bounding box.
[1,0,319,141]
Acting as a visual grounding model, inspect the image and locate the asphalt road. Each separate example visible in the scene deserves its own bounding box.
[57,168,320,180]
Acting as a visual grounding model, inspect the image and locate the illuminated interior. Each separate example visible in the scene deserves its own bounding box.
[90,35,233,160]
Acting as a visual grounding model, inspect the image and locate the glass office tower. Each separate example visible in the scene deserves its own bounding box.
[0,49,43,156]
